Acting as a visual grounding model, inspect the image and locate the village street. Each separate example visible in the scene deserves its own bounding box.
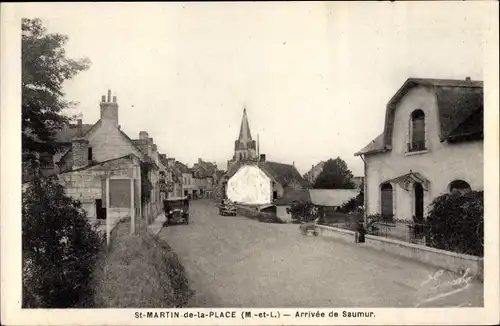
[159,200,484,308]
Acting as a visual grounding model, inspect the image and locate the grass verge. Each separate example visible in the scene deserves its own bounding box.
[90,220,194,308]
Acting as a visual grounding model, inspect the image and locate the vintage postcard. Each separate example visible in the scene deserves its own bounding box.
[1,1,499,325]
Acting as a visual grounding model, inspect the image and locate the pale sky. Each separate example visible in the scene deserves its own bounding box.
[16,2,487,176]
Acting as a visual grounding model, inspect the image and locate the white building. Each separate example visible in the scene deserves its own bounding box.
[355,77,483,222]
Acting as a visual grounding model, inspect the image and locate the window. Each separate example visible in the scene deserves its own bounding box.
[380,183,394,222]
[88,147,93,161]
[449,180,471,193]
[408,110,426,152]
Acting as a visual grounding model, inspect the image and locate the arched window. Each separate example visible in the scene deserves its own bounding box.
[380,183,394,221]
[449,180,471,193]
[409,109,426,152]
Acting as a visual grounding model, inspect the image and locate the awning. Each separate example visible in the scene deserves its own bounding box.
[384,171,430,191]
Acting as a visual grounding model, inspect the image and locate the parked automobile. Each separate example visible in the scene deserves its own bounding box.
[219,199,237,216]
[163,197,190,226]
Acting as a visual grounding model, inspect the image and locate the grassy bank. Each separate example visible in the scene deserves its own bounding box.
[90,220,194,308]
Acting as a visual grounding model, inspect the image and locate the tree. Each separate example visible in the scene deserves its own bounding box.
[313,157,355,189]
[22,175,102,307]
[426,190,483,257]
[339,180,364,214]
[22,18,90,164]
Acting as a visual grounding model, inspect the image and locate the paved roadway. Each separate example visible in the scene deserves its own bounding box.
[158,200,483,308]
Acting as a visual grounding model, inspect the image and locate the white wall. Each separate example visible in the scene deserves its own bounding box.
[227,165,272,205]
[365,86,483,220]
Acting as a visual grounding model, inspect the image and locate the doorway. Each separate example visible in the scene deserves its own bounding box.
[414,183,424,220]
[95,199,106,220]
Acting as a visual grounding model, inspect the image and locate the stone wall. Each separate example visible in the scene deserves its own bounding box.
[315,224,483,281]
[58,155,140,220]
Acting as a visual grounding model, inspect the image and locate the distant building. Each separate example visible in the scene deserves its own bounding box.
[223,108,305,204]
[355,77,483,222]
[303,161,325,186]
[192,158,219,198]
[225,159,306,205]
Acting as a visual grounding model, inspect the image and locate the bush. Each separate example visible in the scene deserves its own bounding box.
[289,201,316,223]
[22,175,102,307]
[426,190,483,257]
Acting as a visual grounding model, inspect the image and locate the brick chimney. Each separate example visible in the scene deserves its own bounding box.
[260,154,266,162]
[139,131,149,140]
[100,89,118,126]
[77,119,83,137]
[72,137,89,169]
[465,76,471,81]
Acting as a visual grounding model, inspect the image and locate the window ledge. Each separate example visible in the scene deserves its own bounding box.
[405,149,429,156]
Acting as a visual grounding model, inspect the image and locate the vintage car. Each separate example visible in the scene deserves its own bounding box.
[219,199,237,216]
[163,197,190,226]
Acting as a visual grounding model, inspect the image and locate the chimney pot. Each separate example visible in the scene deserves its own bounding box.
[101,95,106,102]
[107,89,111,102]
[466,77,471,81]
[260,154,266,162]
[113,96,117,103]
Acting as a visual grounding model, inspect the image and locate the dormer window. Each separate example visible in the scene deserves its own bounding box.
[408,109,426,152]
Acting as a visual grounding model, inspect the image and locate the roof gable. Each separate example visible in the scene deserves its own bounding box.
[356,77,483,156]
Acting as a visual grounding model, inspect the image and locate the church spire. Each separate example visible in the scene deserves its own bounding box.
[238,108,252,141]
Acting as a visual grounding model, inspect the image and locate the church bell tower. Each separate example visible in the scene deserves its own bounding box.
[233,108,257,162]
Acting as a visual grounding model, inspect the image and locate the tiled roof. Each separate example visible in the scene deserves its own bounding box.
[355,133,386,156]
[309,189,359,207]
[175,161,190,174]
[262,161,305,186]
[225,160,305,187]
[54,123,94,142]
[274,188,311,206]
[356,78,483,156]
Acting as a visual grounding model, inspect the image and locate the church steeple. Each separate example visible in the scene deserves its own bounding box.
[238,108,252,141]
[233,107,257,162]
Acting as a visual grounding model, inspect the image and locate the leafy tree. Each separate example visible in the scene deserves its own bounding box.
[22,18,90,164]
[339,183,364,214]
[289,200,316,223]
[22,175,102,307]
[426,190,483,257]
[313,157,355,189]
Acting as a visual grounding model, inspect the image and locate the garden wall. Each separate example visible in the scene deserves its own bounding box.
[316,225,484,281]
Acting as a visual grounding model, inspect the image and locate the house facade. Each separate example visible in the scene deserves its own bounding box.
[225,156,305,205]
[355,78,483,222]
[192,158,219,198]
[23,90,166,225]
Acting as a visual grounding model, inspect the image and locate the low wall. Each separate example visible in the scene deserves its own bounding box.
[316,225,484,281]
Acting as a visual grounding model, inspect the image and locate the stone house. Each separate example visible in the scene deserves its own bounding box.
[355,77,483,222]
[159,155,183,199]
[175,161,195,198]
[225,154,306,205]
[23,90,166,225]
[303,161,325,186]
[192,158,218,198]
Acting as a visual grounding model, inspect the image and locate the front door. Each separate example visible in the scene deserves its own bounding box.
[95,199,106,220]
[414,183,424,220]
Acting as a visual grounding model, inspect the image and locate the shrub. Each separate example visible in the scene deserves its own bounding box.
[426,190,483,257]
[289,201,316,223]
[22,175,102,307]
